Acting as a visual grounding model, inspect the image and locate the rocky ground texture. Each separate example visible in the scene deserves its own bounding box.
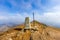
[0,21,60,40]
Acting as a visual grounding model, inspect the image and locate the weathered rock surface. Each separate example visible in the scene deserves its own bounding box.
[0,21,60,40]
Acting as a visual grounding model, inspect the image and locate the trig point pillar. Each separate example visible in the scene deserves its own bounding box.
[24,17,30,29]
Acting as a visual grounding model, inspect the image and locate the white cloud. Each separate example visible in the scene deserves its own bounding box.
[0,11,60,27]
[34,12,60,27]
[0,0,60,28]
[0,13,24,24]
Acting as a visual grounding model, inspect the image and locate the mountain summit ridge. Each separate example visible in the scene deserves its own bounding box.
[0,20,60,40]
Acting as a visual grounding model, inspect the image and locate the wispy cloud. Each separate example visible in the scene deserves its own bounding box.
[0,0,60,27]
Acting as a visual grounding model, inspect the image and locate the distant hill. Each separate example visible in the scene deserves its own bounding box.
[0,20,60,40]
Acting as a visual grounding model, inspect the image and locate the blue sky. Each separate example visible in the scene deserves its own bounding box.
[0,0,60,27]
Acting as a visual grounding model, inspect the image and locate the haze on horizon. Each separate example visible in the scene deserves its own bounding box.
[0,0,60,27]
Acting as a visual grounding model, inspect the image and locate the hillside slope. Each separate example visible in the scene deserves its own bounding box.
[0,20,60,40]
